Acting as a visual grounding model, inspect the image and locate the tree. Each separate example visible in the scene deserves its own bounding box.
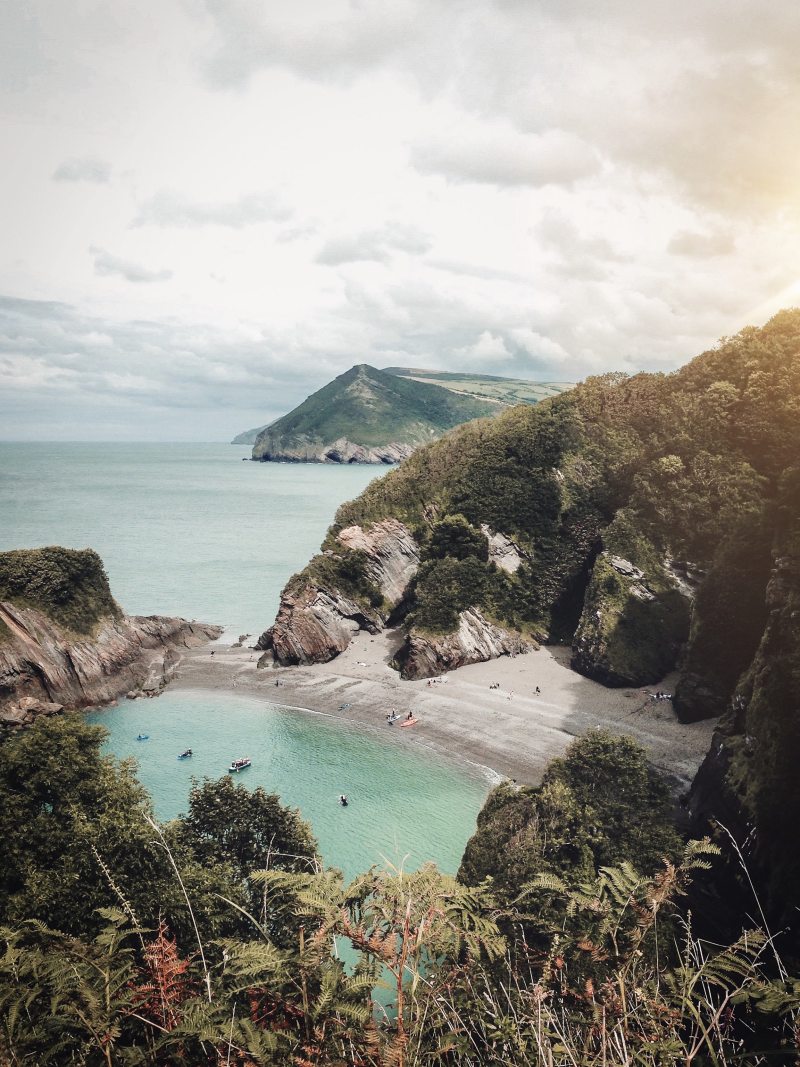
[459,732,681,900]
[0,716,168,936]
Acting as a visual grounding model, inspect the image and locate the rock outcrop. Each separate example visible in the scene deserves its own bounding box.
[256,519,420,665]
[256,586,382,665]
[0,601,221,725]
[571,551,691,687]
[480,525,525,574]
[255,436,415,465]
[336,519,420,603]
[393,608,533,679]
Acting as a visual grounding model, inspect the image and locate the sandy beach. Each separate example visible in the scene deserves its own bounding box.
[174,630,717,789]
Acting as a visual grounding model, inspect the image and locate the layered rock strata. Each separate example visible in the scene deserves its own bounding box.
[0,601,221,726]
[256,519,419,664]
[392,608,533,679]
[254,436,415,465]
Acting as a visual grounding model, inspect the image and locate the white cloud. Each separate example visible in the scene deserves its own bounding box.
[53,157,111,183]
[133,191,292,228]
[316,224,431,265]
[412,127,601,188]
[454,330,512,363]
[1,0,800,438]
[668,229,736,258]
[90,247,173,284]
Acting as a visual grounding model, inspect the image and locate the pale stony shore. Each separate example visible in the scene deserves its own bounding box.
[173,629,718,790]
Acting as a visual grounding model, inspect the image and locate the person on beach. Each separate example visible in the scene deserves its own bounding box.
[407,711,413,720]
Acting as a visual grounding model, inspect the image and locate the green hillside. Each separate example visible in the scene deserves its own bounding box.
[250,363,498,461]
[285,310,800,927]
[383,366,574,406]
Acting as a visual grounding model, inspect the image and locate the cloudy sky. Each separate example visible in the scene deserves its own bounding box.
[2,0,800,440]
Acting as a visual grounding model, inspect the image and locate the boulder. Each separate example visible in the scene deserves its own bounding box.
[257,519,420,666]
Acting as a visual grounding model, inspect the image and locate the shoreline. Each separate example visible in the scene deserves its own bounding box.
[173,630,717,789]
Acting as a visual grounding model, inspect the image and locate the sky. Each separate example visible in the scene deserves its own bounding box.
[2,0,800,441]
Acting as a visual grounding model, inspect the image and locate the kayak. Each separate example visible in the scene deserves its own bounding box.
[400,718,419,728]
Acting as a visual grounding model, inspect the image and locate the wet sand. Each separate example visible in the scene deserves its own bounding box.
[174,630,716,789]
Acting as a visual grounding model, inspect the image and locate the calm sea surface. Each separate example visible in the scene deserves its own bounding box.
[0,443,489,875]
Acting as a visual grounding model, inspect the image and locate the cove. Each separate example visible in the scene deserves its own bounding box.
[86,689,491,881]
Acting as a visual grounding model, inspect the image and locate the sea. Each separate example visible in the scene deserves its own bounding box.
[0,442,490,878]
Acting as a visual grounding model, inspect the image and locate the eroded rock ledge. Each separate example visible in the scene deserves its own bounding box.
[254,437,415,465]
[393,608,533,679]
[256,518,419,664]
[0,601,221,727]
[257,517,538,679]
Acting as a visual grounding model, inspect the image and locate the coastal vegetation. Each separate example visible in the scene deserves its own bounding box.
[269,309,800,964]
[1,718,798,1064]
[0,547,120,638]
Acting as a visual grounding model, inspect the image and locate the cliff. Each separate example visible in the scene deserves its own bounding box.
[0,548,221,725]
[256,311,800,696]
[686,467,800,936]
[248,364,497,464]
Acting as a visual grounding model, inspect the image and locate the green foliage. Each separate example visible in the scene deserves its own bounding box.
[3,832,798,1066]
[0,546,120,636]
[0,716,165,936]
[675,509,773,717]
[181,776,318,878]
[459,732,681,900]
[178,776,319,944]
[409,556,493,633]
[422,513,489,562]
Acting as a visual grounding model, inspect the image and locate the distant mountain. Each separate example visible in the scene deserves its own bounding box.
[232,424,270,446]
[383,368,573,407]
[248,364,499,464]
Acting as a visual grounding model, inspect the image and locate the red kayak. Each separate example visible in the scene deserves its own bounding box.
[400,717,419,728]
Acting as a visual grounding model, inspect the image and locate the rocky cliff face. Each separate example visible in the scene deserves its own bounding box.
[253,436,415,465]
[571,552,691,687]
[393,608,533,679]
[0,601,221,726]
[256,519,420,664]
[684,474,800,940]
[336,519,420,602]
[256,585,382,665]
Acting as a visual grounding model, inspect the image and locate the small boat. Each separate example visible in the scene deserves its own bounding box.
[400,717,419,729]
[136,734,149,741]
[177,749,193,759]
[386,712,401,725]
[228,757,252,773]
[338,703,351,711]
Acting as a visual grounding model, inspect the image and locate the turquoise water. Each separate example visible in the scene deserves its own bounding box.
[86,690,488,879]
[2,443,489,874]
[0,442,380,640]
